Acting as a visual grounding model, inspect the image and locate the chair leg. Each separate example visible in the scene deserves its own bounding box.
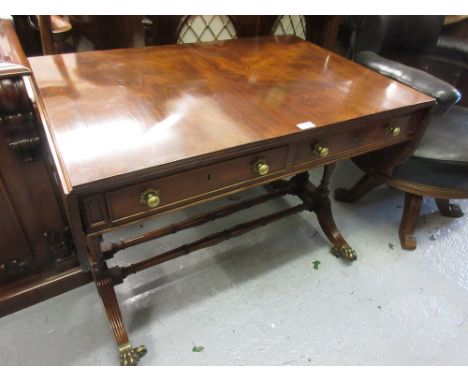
[435,198,464,218]
[399,193,423,250]
[334,173,384,203]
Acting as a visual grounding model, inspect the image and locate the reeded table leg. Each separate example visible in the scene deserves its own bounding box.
[293,166,357,262]
[87,236,147,366]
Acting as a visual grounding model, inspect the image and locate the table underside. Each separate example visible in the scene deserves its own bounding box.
[87,166,355,365]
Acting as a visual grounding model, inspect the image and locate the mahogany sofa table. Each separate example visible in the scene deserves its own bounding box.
[25,36,433,365]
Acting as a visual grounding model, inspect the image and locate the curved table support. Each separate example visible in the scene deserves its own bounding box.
[292,166,357,261]
[85,167,357,363]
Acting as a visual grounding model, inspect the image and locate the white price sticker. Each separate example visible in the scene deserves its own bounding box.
[296,121,316,130]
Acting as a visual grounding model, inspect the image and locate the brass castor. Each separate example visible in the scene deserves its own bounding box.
[331,244,357,261]
[118,343,147,366]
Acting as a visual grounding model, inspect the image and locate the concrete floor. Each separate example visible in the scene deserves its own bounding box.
[1,160,468,366]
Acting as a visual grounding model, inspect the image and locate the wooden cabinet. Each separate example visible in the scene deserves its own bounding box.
[0,177,31,269]
[0,19,90,317]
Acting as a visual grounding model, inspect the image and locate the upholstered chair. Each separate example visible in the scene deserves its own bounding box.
[334,16,468,249]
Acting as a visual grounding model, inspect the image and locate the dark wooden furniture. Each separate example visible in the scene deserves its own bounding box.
[7,27,434,364]
[336,106,468,250]
[334,16,468,250]
[68,15,146,51]
[0,19,91,317]
[11,16,74,56]
[28,36,434,365]
[13,16,340,55]
[1,14,339,319]
[36,16,73,55]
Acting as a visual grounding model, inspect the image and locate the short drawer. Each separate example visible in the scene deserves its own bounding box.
[89,145,289,226]
[293,115,412,167]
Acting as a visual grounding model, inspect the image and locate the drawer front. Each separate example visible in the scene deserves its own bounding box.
[84,145,289,228]
[293,115,412,167]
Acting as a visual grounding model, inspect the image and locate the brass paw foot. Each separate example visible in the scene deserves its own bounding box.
[331,244,357,261]
[119,343,147,366]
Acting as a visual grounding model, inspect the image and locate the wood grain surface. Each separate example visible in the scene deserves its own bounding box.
[28,36,434,191]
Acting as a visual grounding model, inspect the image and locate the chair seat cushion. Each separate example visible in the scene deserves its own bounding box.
[393,157,468,191]
[414,106,468,164]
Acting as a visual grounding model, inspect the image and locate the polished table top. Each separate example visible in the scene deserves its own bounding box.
[29,36,433,191]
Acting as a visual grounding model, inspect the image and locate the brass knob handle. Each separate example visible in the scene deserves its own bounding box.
[140,189,160,208]
[388,126,401,137]
[253,159,270,176]
[313,143,329,158]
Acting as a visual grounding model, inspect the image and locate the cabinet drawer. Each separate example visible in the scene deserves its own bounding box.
[293,115,412,167]
[83,145,289,228]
